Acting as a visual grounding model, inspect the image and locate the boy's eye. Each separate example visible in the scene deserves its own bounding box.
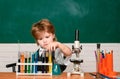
[46,36,49,38]
[39,38,42,40]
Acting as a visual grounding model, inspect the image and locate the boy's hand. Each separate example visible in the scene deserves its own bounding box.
[47,42,59,51]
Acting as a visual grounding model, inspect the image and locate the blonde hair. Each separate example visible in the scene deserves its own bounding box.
[31,19,57,41]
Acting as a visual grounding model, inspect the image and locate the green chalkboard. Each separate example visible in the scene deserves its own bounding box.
[0,0,120,43]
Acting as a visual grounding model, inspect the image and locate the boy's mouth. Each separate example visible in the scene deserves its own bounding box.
[43,44,48,47]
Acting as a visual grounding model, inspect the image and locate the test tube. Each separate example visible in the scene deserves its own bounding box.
[27,52,31,73]
[37,52,42,73]
[18,51,20,72]
[32,52,35,73]
[35,51,39,73]
[45,51,49,73]
[20,52,25,73]
[48,51,52,73]
[25,52,28,73]
[41,52,45,73]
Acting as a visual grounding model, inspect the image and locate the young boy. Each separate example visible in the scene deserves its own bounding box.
[31,19,72,72]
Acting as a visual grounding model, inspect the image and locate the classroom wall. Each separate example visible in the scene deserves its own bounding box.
[0,0,120,43]
[0,43,120,72]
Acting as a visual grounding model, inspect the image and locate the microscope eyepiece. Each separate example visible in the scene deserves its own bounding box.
[75,29,79,41]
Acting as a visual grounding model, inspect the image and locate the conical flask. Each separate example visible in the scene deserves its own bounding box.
[52,63,61,75]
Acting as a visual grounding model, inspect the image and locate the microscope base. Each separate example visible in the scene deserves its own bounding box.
[67,70,84,77]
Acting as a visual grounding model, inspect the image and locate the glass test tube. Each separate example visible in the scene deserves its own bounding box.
[20,52,25,73]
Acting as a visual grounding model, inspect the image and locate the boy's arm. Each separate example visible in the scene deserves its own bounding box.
[57,42,72,56]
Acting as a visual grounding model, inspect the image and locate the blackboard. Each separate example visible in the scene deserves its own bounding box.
[0,0,120,43]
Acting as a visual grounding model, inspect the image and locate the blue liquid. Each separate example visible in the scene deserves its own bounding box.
[52,64,61,75]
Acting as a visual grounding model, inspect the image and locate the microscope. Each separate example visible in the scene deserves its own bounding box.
[67,29,84,77]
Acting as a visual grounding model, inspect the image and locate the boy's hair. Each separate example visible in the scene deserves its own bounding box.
[31,19,56,41]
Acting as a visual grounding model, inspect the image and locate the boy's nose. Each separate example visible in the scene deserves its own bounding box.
[43,39,47,43]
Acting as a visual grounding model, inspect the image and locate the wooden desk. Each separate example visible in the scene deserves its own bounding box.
[0,72,94,79]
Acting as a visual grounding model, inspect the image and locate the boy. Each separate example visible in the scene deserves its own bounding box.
[31,19,72,72]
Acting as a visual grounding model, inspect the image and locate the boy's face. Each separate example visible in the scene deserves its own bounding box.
[36,31,55,49]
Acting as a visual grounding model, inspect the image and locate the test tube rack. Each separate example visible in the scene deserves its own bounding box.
[16,51,53,76]
[16,63,52,75]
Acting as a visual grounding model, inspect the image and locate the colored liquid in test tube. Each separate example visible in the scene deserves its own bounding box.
[27,52,31,73]
[25,52,28,73]
[48,51,52,73]
[35,51,39,73]
[45,51,49,73]
[41,52,45,73]
[32,52,35,73]
[20,52,25,73]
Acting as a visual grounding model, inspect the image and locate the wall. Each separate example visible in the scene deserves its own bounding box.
[0,43,120,72]
[0,0,120,43]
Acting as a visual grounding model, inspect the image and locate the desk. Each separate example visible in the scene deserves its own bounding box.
[0,72,94,79]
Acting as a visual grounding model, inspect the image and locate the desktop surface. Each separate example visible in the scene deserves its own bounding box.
[0,72,94,79]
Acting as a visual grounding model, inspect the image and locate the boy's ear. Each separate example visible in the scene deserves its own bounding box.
[53,34,56,41]
[52,34,55,38]
[53,34,55,37]
[35,40,39,46]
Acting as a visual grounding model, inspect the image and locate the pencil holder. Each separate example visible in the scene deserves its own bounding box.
[95,50,117,78]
